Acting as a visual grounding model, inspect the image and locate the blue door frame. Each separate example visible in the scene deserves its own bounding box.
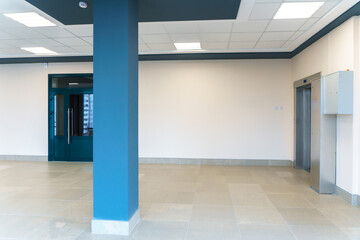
[48,74,93,162]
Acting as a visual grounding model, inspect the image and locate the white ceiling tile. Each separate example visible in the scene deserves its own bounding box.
[290,31,304,41]
[267,19,307,32]
[201,42,228,50]
[256,41,285,49]
[35,27,76,38]
[231,32,262,42]
[228,42,256,49]
[0,42,10,48]
[147,43,176,51]
[65,25,93,37]
[232,20,269,33]
[2,39,39,48]
[249,3,282,20]
[54,37,89,46]
[200,33,231,42]
[0,0,34,13]
[82,37,93,45]
[46,46,79,54]
[260,31,294,41]
[141,34,171,44]
[170,33,201,42]
[1,48,30,54]
[312,1,338,18]
[164,22,199,34]
[300,18,318,31]
[71,45,93,53]
[139,23,167,34]
[0,30,18,39]
[283,40,293,48]
[30,38,64,47]
[3,27,45,39]
[197,21,233,33]
[139,44,150,52]
[0,14,25,28]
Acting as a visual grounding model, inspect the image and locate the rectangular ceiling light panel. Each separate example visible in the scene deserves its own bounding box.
[174,42,202,50]
[4,12,56,27]
[22,47,57,55]
[274,2,324,19]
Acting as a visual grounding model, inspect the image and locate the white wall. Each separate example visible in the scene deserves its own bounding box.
[0,62,93,156]
[0,59,293,161]
[291,17,359,194]
[139,60,292,160]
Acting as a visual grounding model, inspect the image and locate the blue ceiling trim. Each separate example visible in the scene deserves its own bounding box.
[0,56,93,64]
[1,2,360,64]
[139,52,292,61]
[139,0,241,22]
[25,0,241,24]
[25,0,93,25]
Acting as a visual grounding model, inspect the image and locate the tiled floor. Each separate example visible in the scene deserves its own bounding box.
[0,161,359,239]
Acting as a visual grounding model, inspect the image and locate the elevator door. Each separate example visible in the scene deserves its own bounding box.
[49,75,93,162]
[295,85,311,172]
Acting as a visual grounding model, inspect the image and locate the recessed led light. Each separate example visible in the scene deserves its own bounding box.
[3,12,56,27]
[274,2,324,19]
[79,1,88,9]
[21,47,57,55]
[174,42,202,50]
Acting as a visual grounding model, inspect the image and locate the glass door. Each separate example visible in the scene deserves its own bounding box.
[49,74,93,162]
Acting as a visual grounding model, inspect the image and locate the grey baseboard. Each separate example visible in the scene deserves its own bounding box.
[0,155,48,162]
[139,158,292,167]
[335,186,359,206]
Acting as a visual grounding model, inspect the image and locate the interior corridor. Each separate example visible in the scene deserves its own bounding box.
[0,161,358,240]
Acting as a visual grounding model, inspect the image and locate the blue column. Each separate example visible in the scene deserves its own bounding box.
[92,0,138,235]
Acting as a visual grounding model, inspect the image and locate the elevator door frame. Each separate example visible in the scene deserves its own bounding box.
[48,74,93,162]
[293,73,321,170]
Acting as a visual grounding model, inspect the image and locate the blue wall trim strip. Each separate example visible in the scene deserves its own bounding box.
[1,2,360,64]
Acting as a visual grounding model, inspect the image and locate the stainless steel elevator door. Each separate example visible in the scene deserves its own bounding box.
[295,85,311,172]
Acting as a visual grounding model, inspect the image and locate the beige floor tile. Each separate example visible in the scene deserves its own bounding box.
[318,208,360,227]
[228,183,265,194]
[278,208,333,226]
[162,191,195,204]
[290,225,350,240]
[267,193,314,208]
[193,191,233,205]
[50,189,91,201]
[231,192,275,208]
[26,217,90,240]
[196,182,229,192]
[186,222,240,240]
[341,227,360,240]
[0,161,357,240]
[133,221,188,240]
[234,207,285,225]
[238,225,296,240]
[0,215,50,239]
[60,200,93,218]
[191,204,236,223]
[142,203,192,222]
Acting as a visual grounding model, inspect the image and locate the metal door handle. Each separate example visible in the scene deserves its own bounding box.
[71,108,74,137]
[67,108,70,144]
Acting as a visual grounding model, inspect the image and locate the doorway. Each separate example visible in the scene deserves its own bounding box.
[49,74,93,162]
[295,84,311,172]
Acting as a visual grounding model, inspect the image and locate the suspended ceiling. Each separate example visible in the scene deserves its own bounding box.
[0,0,357,58]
